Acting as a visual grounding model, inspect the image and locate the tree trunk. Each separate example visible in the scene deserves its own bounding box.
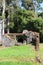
[7,9,10,34]
[7,18,10,34]
[2,0,6,35]
[2,20,5,35]
[2,0,6,15]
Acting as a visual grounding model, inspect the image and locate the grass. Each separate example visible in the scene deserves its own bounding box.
[0,61,42,65]
[0,44,43,65]
[0,45,35,59]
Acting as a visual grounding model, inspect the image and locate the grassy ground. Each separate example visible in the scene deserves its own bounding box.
[0,44,43,65]
[0,61,42,65]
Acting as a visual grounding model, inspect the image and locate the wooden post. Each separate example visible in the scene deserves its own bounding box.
[35,33,39,51]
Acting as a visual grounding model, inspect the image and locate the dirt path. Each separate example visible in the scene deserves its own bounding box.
[0,57,35,63]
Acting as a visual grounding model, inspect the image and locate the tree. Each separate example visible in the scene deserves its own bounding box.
[22,0,43,12]
[5,0,20,33]
[22,0,35,10]
[0,0,9,34]
[10,8,37,33]
[38,12,43,18]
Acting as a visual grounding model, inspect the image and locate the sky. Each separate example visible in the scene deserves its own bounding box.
[38,2,43,12]
[19,0,43,12]
[19,0,24,9]
[40,2,43,8]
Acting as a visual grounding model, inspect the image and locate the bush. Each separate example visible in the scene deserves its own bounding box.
[40,30,43,42]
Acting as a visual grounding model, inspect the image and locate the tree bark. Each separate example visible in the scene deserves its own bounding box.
[7,16,10,34]
[7,9,10,34]
[2,0,6,35]
[2,0,6,15]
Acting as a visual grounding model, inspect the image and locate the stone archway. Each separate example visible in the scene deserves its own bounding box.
[22,30,40,50]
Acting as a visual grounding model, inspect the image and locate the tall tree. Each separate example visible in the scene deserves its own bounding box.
[5,0,20,34]
[2,0,6,34]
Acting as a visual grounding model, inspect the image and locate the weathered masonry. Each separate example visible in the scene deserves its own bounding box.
[0,21,40,48]
[7,31,40,47]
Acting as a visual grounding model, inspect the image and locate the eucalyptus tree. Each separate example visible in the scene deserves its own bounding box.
[4,0,20,34]
[6,0,20,34]
[0,0,6,34]
[2,0,6,34]
[0,0,11,34]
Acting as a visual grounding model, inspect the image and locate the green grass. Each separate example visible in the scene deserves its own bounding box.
[0,44,43,65]
[0,61,42,65]
[0,45,35,59]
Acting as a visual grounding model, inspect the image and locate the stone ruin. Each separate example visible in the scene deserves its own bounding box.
[0,22,40,50]
[22,30,40,51]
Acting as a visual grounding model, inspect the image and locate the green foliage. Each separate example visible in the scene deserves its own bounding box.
[10,8,43,42]
[10,6,14,28]
[6,0,11,5]
[40,30,43,42]
[10,9,37,33]
[38,12,43,18]
[22,0,34,10]
[31,17,43,32]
